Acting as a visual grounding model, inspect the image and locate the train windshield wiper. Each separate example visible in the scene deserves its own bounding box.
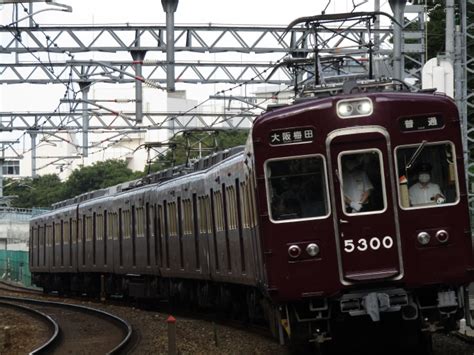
[406,140,427,170]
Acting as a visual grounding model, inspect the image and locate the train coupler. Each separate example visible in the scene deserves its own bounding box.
[309,331,332,344]
[340,288,408,322]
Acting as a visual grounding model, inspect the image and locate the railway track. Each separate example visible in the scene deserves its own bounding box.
[0,295,133,354]
[3,280,471,354]
[0,280,43,295]
[0,300,59,353]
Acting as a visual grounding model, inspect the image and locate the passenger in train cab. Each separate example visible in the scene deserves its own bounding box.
[342,155,374,213]
[274,178,303,219]
[409,163,446,206]
[272,195,302,220]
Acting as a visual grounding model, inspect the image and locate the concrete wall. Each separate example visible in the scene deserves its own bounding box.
[0,210,31,247]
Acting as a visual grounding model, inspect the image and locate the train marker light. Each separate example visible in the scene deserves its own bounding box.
[288,245,301,258]
[337,98,373,118]
[417,232,431,245]
[436,230,449,243]
[306,243,320,257]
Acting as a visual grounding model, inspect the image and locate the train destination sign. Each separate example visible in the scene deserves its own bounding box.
[269,127,314,146]
[399,115,444,132]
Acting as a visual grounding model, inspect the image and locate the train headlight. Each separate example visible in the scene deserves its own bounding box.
[337,98,373,118]
[417,232,431,245]
[436,230,449,243]
[337,103,354,116]
[288,245,301,259]
[306,243,320,257]
[357,101,372,115]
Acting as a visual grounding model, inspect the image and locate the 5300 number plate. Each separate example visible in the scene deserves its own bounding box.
[343,236,394,253]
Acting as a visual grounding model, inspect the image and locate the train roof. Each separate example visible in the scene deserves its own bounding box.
[50,145,246,210]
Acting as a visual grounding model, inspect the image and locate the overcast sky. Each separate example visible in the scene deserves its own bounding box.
[0,0,392,144]
[1,0,381,26]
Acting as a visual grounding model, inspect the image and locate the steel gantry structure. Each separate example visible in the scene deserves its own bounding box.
[0,21,424,85]
[0,0,459,180]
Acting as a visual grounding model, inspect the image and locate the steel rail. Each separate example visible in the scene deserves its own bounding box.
[0,295,133,354]
[0,300,59,354]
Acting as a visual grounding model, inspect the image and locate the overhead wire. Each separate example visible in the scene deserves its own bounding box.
[0,4,80,169]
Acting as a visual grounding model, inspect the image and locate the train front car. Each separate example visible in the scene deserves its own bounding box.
[251,87,474,351]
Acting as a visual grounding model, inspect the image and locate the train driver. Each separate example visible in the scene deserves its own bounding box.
[409,163,445,206]
[342,155,374,213]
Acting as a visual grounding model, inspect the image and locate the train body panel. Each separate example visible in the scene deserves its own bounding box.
[252,92,473,303]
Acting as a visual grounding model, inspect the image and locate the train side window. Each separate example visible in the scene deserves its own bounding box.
[63,221,69,245]
[339,150,386,215]
[35,226,40,267]
[96,214,103,241]
[214,191,225,232]
[107,212,114,240]
[47,224,52,247]
[136,207,145,237]
[395,142,459,209]
[55,222,61,245]
[60,220,64,267]
[104,211,108,266]
[226,186,238,230]
[123,210,131,239]
[85,216,93,242]
[168,202,178,237]
[157,204,165,268]
[265,155,330,222]
[183,199,193,235]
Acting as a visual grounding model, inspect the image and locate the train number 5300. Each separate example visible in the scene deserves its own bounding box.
[343,236,394,253]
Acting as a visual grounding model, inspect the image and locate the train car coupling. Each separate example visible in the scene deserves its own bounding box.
[340,288,408,322]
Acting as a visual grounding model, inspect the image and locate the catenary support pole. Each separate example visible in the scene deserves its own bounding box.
[389,0,407,80]
[79,82,91,158]
[30,131,37,178]
[446,0,455,62]
[161,0,179,92]
[131,51,146,124]
[131,31,147,124]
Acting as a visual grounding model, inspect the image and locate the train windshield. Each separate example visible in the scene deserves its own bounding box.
[396,142,459,209]
[266,156,329,222]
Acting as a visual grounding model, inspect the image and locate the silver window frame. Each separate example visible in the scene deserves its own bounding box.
[394,141,460,210]
[338,148,388,217]
[264,154,331,224]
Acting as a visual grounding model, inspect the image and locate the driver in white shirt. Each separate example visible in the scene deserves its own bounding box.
[342,155,373,213]
[409,163,445,206]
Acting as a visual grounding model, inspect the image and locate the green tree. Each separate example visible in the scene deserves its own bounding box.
[63,160,142,199]
[425,0,446,59]
[147,130,249,173]
[4,174,64,208]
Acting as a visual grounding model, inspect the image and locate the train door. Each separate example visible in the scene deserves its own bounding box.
[327,127,403,283]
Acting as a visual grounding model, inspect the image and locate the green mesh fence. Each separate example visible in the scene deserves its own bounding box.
[0,250,32,287]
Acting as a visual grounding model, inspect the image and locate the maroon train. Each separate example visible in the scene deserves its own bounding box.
[30,80,474,351]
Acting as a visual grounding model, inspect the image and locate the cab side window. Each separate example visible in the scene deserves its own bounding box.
[396,142,458,208]
[266,156,329,222]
